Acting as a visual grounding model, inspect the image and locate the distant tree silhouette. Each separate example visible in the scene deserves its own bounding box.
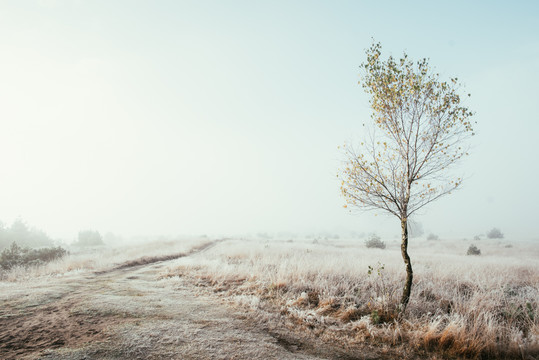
[0,219,53,249]
[74,230,104,246]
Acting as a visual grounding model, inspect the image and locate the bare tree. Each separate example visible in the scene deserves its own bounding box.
[339,42,474,311]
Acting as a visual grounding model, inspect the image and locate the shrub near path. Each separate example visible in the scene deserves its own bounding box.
[0,242,67,271]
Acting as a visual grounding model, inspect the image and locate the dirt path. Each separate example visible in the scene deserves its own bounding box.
[0,242,336,360]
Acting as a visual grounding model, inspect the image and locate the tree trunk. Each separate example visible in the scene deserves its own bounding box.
[399,217,413,311]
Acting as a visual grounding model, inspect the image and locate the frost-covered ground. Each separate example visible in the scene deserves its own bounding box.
[1,236,538,359]
[164,236,539,359]
[1,238,386,359]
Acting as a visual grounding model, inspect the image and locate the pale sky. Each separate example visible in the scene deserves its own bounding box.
[1,1,538,240]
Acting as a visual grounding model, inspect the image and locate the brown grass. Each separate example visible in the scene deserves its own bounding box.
[164,237,539,359]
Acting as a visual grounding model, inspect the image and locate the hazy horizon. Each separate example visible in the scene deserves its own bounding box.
[1,1,538,241]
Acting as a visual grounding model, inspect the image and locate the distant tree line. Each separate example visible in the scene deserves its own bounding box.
[0,219,54,250]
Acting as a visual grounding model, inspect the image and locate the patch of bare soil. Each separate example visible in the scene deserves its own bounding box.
[0,241,225,359]
[0,295,130,359]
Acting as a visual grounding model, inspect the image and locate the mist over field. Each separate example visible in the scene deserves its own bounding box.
[1,1,538,359]
[0,1,538,242]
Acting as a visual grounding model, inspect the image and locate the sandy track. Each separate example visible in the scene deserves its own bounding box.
[0,242,336,360]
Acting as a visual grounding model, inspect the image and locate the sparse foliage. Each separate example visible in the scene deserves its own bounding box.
[487,228,504,239]
[367,262,397,321]
[339,42,474,311]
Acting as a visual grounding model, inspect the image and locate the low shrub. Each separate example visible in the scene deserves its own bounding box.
[427,233,439,241]
[365,234,386,249]
[466,244,481,256]
[487,228,504,239]
[0,242,67,270]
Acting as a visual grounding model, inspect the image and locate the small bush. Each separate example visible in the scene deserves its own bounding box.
[427,233,439,241]
[473,235,481,241]
[365,234,386,249]
[487,228,504,239]
[466,244,481,256]
[74,230,104,247]
[0,242,67,270]
[370,310,381,324]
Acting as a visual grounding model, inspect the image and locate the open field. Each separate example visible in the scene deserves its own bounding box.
[1,236,538,359]
[164,236,539,359]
